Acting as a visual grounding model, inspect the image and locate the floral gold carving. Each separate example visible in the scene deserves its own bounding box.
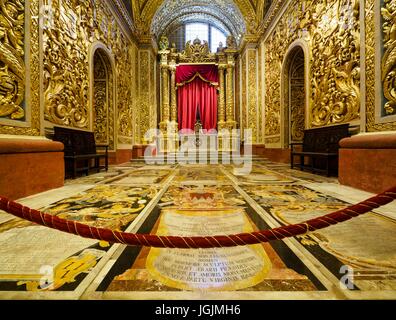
[265,43,280,136]
[93,81,107,143]
[0,0,40,136]
[265,136,280,144]
[248,50,257,142]
[150,52,156,130]
[264,0,361,134]
[43,0,92,128]
[139,50,150,142]
[381,0,396,116]
[41,0,135,144]
[159,34,169,51]
[93,52,109,146]
[241,54,247,132]
[310,0,360,126]
[284,48,305,143]
[179,38,216,63]
[0,0,25,120]
[257,44,263,143]
[366,0,396,131]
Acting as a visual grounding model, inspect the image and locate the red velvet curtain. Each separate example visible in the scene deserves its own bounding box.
[176,65,218,131]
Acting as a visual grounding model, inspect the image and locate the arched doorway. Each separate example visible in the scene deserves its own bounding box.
[92,48,115,150]
[282,46,306,148]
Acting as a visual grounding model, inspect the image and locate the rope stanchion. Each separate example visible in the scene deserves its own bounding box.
[0,186,395,249]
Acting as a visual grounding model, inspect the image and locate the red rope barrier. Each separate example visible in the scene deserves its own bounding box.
[0,186,396,249]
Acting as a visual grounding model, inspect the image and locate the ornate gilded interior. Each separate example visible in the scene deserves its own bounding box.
[0,0,395,147]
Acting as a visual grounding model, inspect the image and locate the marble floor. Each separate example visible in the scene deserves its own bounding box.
[0,160,395,300]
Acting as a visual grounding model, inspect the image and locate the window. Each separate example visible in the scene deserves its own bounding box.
[185,23,209,44]
[184,23,227,53]
[211,26,226,52]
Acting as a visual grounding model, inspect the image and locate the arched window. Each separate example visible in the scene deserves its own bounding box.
[167,22,228,53]
[185,23,227,53]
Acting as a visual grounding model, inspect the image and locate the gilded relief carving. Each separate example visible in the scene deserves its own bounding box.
[241,54,247,132]
[381,0,396,116]
[265,136,280,144]
[0,0,40,135]
[139,51,150,142]
[179,38,216,63]
[366,0,396,131]
[150,0,247,41]
[0,0,25,120]
[41,0,135,143]
[264,42,281,136]
[289,50,305,142]
[290,84,305,142]
[116,44,134,141]
[93,81,107,144]
[310,0,360,126]
[43,0,91,128]
[257,45,263,143]
[264,0,361,135]
[248,50,257,142]
[134,46,140,143]
[93,52,108,146]
[150,53,156,130]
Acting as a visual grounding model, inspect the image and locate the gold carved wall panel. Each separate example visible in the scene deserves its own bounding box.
[248,49,258,143]
[241,54,247,134]
[0,0,40,136]
[0,0,25,121]
[264,41,281,136]
[139,50,150,143]
[283,47,305,144]
[257,44,263,143]
[43,0,91,128]
[263,0,361,136]
[93,80,107,143]
[134,45,140,144]
[93,50,115,150]
[381,0,396,117]
[42,0,136,146]
[116,44,134,145]
[366,0,396,131]
[149,52,156,130]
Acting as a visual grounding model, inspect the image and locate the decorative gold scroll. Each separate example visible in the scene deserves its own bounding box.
[264,0,361,134]
[176,72,219,87]
[43,0,135,139]
[381,0,396,116]
[0,0,25,121]
[178,38,216,63]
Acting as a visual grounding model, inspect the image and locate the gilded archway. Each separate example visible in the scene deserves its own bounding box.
[92,48,115,151]
[282,46,306,148]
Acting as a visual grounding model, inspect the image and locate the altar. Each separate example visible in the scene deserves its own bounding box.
[156,35,239,153]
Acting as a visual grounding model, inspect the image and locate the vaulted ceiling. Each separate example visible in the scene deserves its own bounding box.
[151,0,246,41]
[129,0,267,36]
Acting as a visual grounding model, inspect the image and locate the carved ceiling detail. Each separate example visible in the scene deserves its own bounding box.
[150,0,247,41]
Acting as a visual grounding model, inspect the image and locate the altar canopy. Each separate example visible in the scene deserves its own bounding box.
[176,65,218,131]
